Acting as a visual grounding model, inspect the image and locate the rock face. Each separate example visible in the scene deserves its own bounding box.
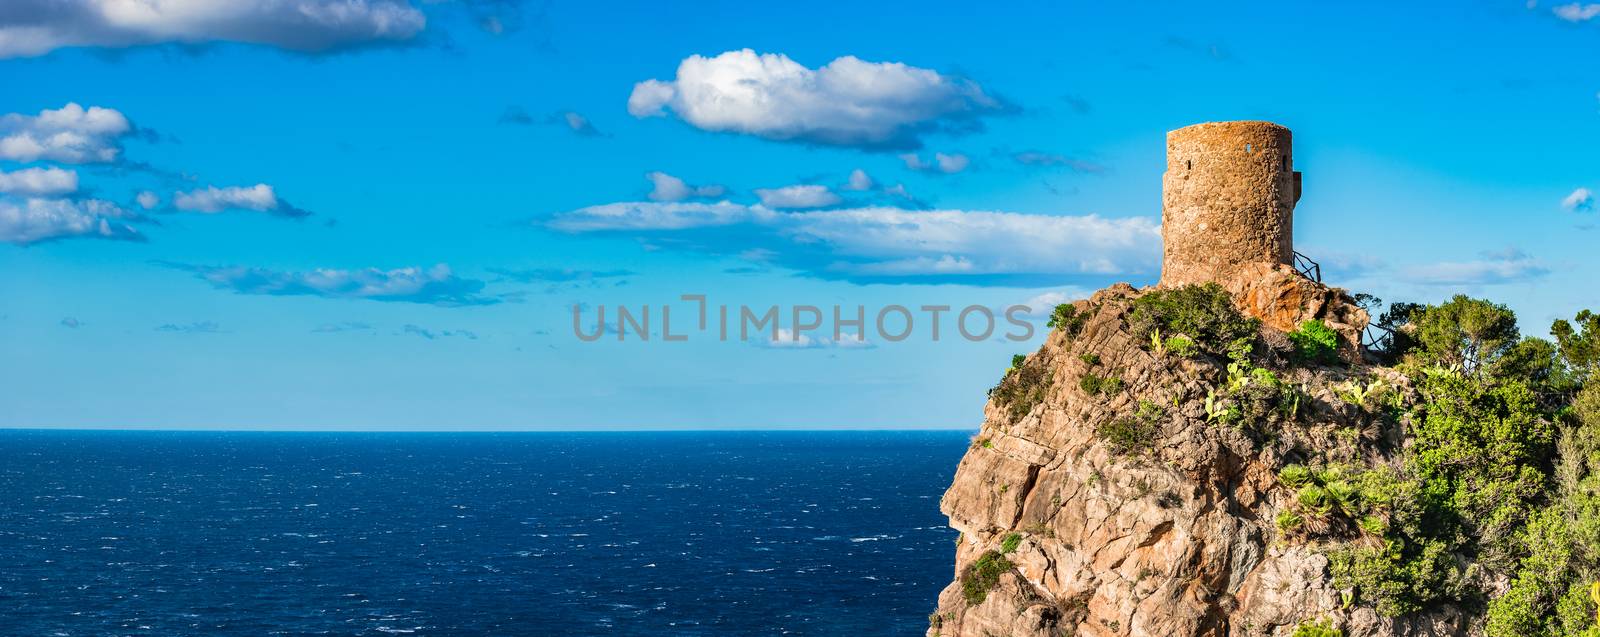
[1220,262,1369,359]
[924,284,1472,637]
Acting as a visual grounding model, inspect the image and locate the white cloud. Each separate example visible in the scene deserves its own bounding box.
[644,171,724,202]
[167,262,498,306]
[761,328,827,349]
[754,184,841,209]
[627,49,1006,150]
[1013,151,1106,173]
[548,201,1161,285]
[136,190,160,209]
[1015,290,1086,317]
[1563,187,1594,212]
[937,153,969,173]
[901,152,969,174]
[844,169,874,191]
[0,0,427,59]
[759,328,874,349]
[561,111,600,136]
[0,103,131,163]
[0,197,140,244]
[1400,248,1550,286]
[173,183,309,217]
[0,166,78,196]
[1555,2,1600,21]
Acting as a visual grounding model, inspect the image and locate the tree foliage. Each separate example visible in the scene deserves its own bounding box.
[1407,295,1520,373]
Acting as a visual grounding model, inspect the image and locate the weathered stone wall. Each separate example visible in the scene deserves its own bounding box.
[1160,121,1301,289]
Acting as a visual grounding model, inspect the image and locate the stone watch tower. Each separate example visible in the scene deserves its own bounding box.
[1159,121,1302,288]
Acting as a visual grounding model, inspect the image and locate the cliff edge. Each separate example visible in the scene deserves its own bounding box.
[925,275,1474,637]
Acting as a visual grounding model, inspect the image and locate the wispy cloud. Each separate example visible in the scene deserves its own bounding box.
[402,324,478,340]
[1400,248,1550,286]
[1014,290,1088,317]
[645,171,724,202]
[59,317,81,328]
[757,328,875,349]
[834,169,924,208]
[628,49,1008,150]
[164,262,500,306]
[1164,35,1233,61]
[1012,151,1106,174]
[754,184,841,209]
[499,107,605,137]
[1289,246,1388,282]
[172,184,311,218]
[487,268,635,283]
[546,201,1160,286]
[1554,2,1600,22]
[1563,187,1594,212]
[900,152,970,174]
[155,321,222,334]
[843,169,874,192]
[311,321,375,333]
[0,0,426,59]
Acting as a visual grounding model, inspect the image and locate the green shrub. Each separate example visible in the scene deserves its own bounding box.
[1164,334,1198,358]
[1129,283,1259,353]
[1289,319,1340,364]
[1329,539,1463,617]
[1412,369,1556,569]
[1079,353,1101,366]
[960,550,1014,605]
[990,358,1051,421]
[1097,400,1163,455]
[1079,373,1124,396]
[1048,303,1086,336]
[1276,509,1305,532]
[1000,532,1022,553]
[1009,354,1026,371]
[1279,464,1313,488]
[1485,382,1600,636]
[1217,360,1304,428]
[1291,619,1342,637]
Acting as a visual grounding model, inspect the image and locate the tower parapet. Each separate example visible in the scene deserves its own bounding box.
[1159,121,1301,288]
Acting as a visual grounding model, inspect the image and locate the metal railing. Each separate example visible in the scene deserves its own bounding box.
[1362,323,1396,351]
[1292,251,1321,283]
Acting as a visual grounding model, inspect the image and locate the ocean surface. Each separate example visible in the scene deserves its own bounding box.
[0,430,970,636]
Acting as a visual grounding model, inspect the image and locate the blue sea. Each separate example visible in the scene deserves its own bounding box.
[0,430,969,636]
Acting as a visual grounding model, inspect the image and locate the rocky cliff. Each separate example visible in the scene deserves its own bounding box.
[925,274,1475,637]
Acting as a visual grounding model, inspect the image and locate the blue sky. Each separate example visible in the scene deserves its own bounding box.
[2,0,1597,430]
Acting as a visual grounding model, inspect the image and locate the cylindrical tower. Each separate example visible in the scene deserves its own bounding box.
[1159,121,1301,288]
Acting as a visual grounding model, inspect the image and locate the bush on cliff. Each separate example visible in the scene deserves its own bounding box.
[1129,283,1259,354]
[960,550,1014,605]
[991,356,1050,421]
[1291,620,1343,637]
[1047,303,1086,336]
[1289,319,1340,364]
[1078,372,1123,397]
[1097,400,1163,455]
